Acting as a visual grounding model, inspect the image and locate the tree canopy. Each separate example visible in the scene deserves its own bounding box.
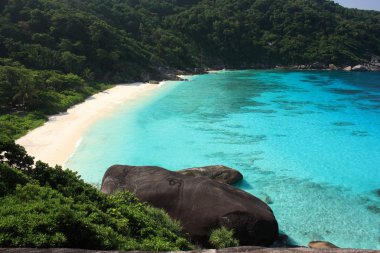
[0,0,379,80]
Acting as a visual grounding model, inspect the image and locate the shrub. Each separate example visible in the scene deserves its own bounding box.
[0,163,31,197]
[0,113,46,140]
[0,182,192,250]
[0,183,127,248]
[209,226,239,249]
[0,147,193,251]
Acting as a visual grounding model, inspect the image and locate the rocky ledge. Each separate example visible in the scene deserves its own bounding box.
[204,56,380,72]
[278,55,380,71]
[1,247,379,253]
[281,62,380,72]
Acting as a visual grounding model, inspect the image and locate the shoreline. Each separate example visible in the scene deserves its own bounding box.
[16,82,162,167]
[14,66,378,168]
[203,62,380,72]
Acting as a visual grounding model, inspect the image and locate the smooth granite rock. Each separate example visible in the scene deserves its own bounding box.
[343,66,352,71]
[101,165,278,246]
[177,165,243,185]
[352,65,368,71]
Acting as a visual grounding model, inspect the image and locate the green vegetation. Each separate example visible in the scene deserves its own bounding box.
[0,140,192,251]
[0,58,112,140]
[1,0,379,74]
[209,227,239,249]
[0,112,45,141]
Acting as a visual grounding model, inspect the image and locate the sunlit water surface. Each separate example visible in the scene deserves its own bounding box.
[67,70,380,249]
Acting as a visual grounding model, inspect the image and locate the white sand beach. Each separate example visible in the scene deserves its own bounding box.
[16,82,161,167]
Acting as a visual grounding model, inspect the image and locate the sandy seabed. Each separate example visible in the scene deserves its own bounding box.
[16,82,161,167]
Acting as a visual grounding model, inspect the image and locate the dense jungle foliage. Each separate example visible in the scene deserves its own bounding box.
[0,140,192,250]
[1,0,379,78]
[0,58,112,140]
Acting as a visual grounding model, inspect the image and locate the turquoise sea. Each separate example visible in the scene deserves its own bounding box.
[67,70,380,249]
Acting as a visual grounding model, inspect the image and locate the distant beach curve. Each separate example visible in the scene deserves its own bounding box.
[16,82,161,167]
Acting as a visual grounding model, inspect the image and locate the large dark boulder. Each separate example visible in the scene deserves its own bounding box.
[101,165,279,246]
[177,165,243,185]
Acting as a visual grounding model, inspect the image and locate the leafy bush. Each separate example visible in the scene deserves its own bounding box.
[0,112,46,140]
[209,226,239,249]
[0,140,192,251]
[0,163,31,197]
[0,183,124,248]
[0,183,190,250]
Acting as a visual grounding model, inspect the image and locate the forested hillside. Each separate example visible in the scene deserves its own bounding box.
[0,0,379,137]
[1,0,379,81]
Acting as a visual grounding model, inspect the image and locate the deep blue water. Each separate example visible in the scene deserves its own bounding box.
[67,70,380,249]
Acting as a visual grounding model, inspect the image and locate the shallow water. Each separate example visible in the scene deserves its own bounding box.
[67,70,380,249]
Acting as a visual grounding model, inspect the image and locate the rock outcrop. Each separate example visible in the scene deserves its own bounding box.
[329,64,338,70]
[343,66,352,71]
[286,62,379,72]
[350,64,379,72]
[177,165,243,185]
[101,165,279,246]
[352,65,368,72]
[308,241,338,249]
